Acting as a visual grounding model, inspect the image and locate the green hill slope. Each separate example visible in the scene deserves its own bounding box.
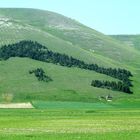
[0,8,140,67]
[0,57,124,102]
[0,8,139,102]
[110,35,140,51]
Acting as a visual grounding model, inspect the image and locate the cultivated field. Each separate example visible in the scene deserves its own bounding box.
[0,101,139,140]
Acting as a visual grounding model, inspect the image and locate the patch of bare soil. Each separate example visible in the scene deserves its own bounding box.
[0,102,34,108]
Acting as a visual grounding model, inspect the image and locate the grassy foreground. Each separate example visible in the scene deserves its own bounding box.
[0,102,139,140]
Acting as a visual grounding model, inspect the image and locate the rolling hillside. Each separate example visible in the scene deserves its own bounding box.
[110,35,140,51]
[0,8,139,102]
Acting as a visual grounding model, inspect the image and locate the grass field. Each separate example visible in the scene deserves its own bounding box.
[0,104,139,140]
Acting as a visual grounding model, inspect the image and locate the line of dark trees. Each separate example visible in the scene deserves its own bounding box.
[29,68,52,82]
[0,40,132,79]
[0,40,133,93]
[91,80,132,94]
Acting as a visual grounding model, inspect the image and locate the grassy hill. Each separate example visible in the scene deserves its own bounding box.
[0,8,139,103]
[110,35,140,51]
[0,57,127,102]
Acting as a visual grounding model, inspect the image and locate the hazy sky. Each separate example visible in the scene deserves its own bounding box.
[0,0,140,34]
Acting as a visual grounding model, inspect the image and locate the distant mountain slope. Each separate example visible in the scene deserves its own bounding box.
[110,35,140,51]
[0,8,140,67]
[0,8,139,102]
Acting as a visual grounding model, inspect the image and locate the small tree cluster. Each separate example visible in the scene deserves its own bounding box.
[29,68,52,82]
[91,80,132,94]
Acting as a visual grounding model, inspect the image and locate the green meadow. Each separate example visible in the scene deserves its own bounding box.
[0,104,140,140]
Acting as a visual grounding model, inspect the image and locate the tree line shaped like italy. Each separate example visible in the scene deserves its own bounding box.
[0,40,133,93]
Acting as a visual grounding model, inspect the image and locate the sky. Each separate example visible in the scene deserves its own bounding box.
[0,0,140,35]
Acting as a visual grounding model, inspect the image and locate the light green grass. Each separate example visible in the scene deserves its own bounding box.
[0,57,125,102]
[110,35,140,51]
[0,108,139,140]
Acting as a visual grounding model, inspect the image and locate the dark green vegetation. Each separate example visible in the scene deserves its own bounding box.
[29,68,52,82]
[0,40,132,93]
[91,80,132,93]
